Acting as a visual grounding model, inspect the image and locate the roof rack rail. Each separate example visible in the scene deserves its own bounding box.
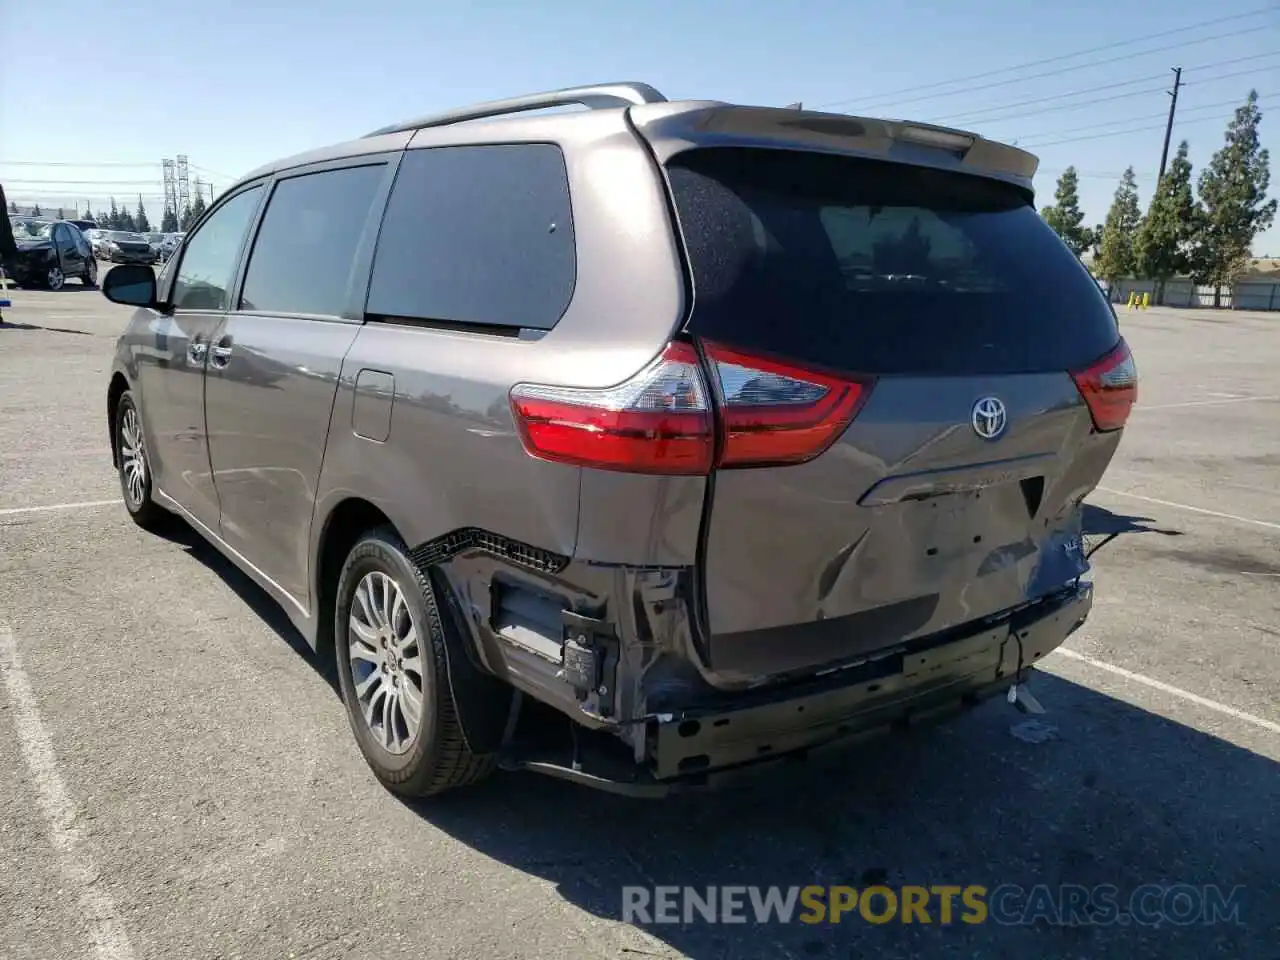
[362,82,668,139]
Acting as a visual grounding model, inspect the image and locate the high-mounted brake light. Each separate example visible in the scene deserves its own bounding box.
[1071,339,1137,432]
[510,341,874,475]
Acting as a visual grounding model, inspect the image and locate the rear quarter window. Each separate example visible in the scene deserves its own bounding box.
[667,147,1119,376]
[365,143,576,331]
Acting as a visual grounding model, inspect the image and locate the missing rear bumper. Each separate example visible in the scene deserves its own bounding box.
[501,583,1091,796]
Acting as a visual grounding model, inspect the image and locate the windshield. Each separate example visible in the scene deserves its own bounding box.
[109,232,145,242]
[13,220,55,240]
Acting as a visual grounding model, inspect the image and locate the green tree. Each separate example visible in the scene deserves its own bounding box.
[31,203,42,216]
[119,210,137,232]
[1192,90,1276,304]
[178,203,193,230]
[82,206,95,221]
[160,206,179,232]
[7,200,16,214]
[1040,167,1094,255]
[108,198,121,229]
[190,192,207,221]
[55,207,65,219]
[1093,167,1142,287]
[135,200,152,233]
[1135,141,1199,301]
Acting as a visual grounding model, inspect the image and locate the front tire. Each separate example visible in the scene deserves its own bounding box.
[115,391,168,530]
[335,527,497,797]
[82,260,98,287]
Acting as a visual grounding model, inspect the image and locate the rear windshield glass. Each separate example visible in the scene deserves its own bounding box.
[667,148,1119,376]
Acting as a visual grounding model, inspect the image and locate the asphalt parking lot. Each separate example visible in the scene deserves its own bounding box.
[0,284,1277,960]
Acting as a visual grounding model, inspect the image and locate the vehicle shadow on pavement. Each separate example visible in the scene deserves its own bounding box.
[152,520,340,694]
[410,674,1276,959]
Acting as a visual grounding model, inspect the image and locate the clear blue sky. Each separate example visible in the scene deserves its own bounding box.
[3,0,1277,252]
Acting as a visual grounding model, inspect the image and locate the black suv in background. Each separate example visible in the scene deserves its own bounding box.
[8,218,98,289]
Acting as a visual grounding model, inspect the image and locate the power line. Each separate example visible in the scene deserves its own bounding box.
[1006,93,1277,143]
[930,64,1277,130]
[0,160,161,168]
[3,179,164,186]
[1019,102,1274,149]
[929,52,1280,125]
[830,23,1270,114]
[815,6,1277,108]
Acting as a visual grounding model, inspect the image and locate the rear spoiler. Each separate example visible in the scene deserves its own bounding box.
[627,102,1040,195]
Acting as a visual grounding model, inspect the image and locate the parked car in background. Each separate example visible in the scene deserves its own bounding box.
[100,82,1136,799]
[102,231,159,264]
[8,218,98,289]
[153,232,183,263]
[67,218,99,235]
[142,232,167,261]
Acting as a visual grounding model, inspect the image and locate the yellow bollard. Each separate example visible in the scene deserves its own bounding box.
[1126,291,1136,310]
[1141,292,1150,310]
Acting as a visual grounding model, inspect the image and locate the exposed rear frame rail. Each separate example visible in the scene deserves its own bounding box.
[362,82,668,138]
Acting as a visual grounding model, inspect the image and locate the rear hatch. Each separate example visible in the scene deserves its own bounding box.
[661,145,1136,686]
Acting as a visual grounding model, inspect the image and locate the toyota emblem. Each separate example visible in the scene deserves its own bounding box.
[971,396,1008,441]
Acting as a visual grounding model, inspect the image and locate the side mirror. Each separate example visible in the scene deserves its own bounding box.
[101,264,158,308]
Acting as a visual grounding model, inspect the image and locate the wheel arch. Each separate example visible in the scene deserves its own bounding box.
[107,372,131,468]
[313,497,399,667]
[312,495,513,754]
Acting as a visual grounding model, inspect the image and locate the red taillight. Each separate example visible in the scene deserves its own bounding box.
[701,341,873,467]
[509,342,714,475]
[510,341,873,475]
[1071,339,1138,432]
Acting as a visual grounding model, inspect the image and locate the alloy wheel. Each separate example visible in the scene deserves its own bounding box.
[47,266,64,291]
[347,571,425,755]
[120,406,147,506]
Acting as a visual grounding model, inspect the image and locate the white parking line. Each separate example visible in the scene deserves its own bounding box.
[0,624,137,960]
[1135,394,1280,411]
[0,499,120,518]
[1052,647,1280,736]
[1094,487,1280,532]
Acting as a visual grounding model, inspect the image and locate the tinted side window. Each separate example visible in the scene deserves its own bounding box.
[367,144,576,330]
[239,164,384,316]
[173,186,263,311]
[54,225,72,249]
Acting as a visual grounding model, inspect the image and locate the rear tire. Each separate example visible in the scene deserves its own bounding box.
[115,391,169,531]
[82,260,97,288]
[335,527,497,797]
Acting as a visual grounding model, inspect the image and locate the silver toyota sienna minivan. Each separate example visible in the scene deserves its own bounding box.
[100,82,1136,798]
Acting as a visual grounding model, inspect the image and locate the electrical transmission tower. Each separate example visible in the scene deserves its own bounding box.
[161,159,177,218]
[176,155,190,218]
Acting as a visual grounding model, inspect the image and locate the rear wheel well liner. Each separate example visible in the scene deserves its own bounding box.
[314,498,396,670]
[107,373,130,467]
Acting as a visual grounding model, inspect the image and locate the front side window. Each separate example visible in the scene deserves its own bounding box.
[172,186,263,311]
[239,164,385,316]
[366,144,576,330]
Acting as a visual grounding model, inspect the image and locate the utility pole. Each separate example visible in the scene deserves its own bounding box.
[1157,66,1183,182]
